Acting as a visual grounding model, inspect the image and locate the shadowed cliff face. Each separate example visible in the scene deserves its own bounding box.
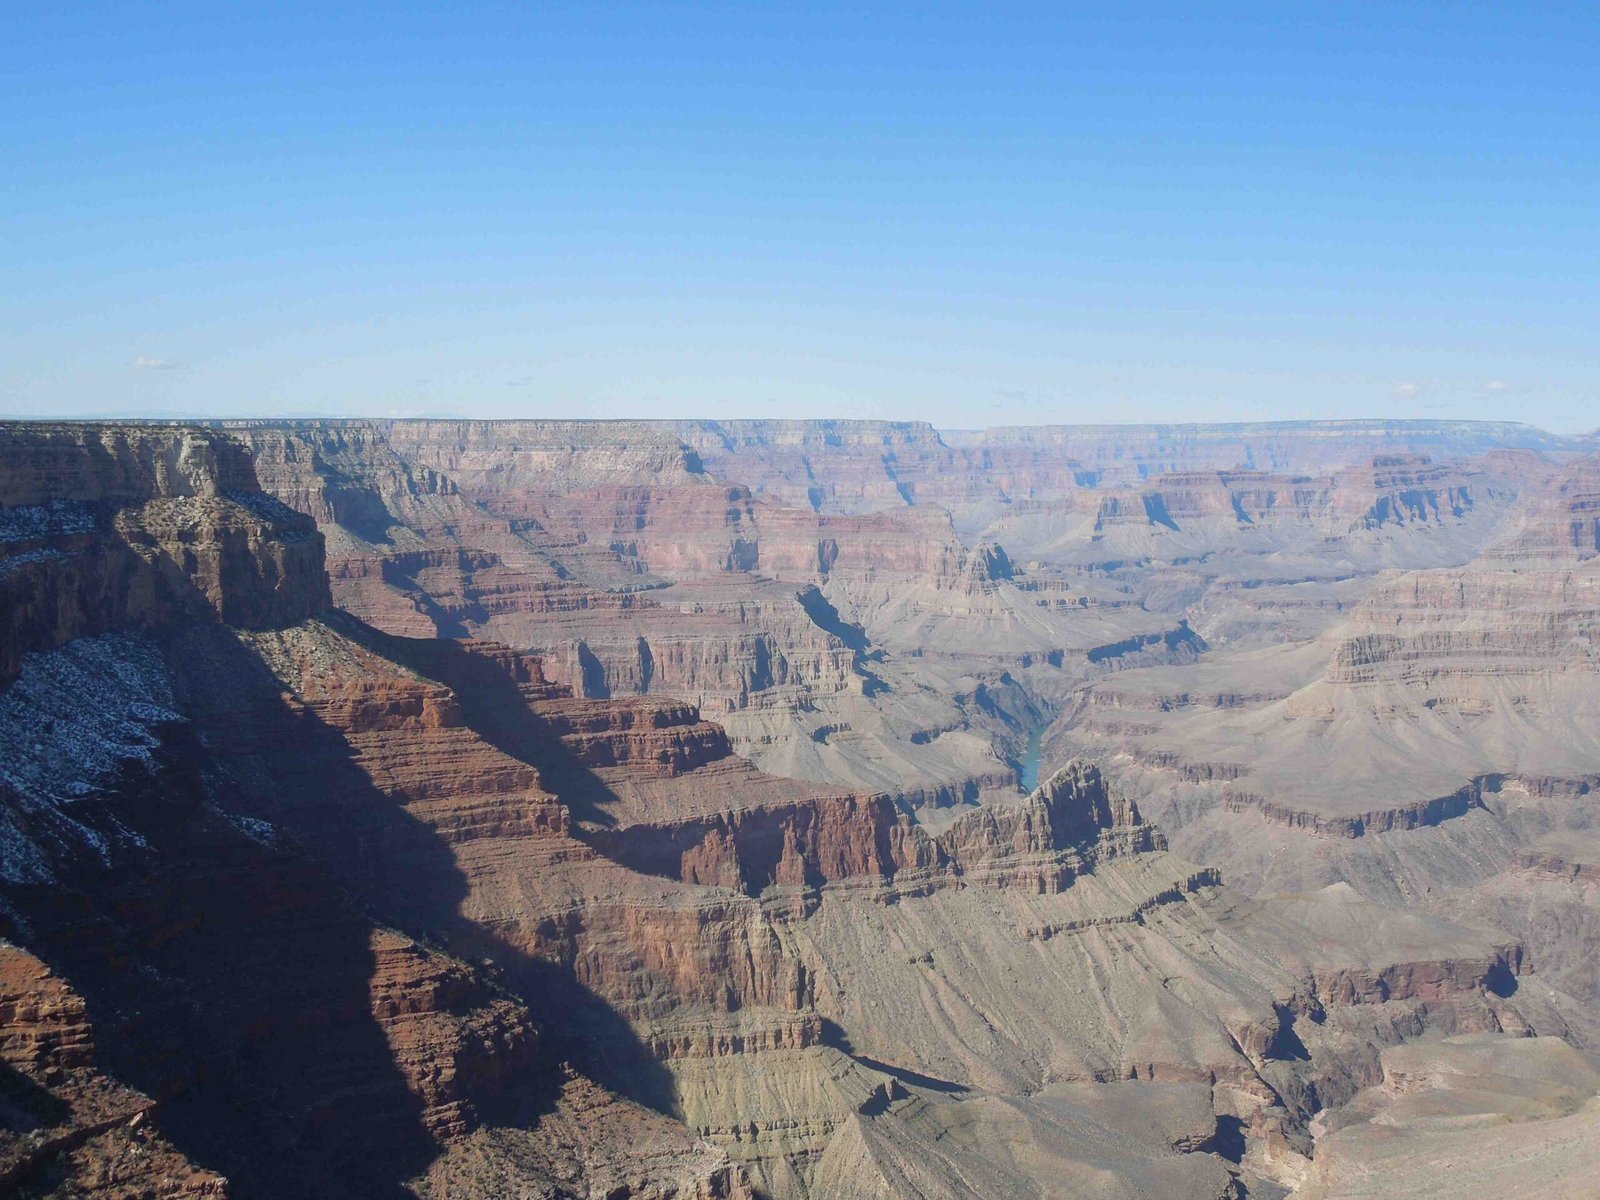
[0,620,731,1198]
[0,426,744,1198]
[1,688,448,1196]
[0,456,455,1196]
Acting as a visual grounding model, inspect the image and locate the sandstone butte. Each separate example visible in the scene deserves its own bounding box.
[2,416,1599,1199]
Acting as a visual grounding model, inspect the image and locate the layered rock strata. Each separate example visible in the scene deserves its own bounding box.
[7,419,1596,1200]
[0,422,329,681]
[0,426,751,1199]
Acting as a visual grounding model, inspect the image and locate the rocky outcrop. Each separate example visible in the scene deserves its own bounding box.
[1221,782,1485,839]
[588,759,1164,900]
[931,759,1165,887]
[1305,943,1523,1008]
[1292,1036,1600,1200]
[1514,849,1600,883]
[0,942,228,1197]
[367,930,542,1140]
[0,423,262,505]
[0,423,329,681]
[1340,455,1480,528]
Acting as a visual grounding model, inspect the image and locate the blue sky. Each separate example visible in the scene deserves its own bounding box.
[4,3,1596,429]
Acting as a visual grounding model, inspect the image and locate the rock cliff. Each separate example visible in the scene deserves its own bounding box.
[0,942,228,1197]
[0,425,751,1198]
[0,423,330,681]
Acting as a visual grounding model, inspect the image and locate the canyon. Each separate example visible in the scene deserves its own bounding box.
[4,416,1600,1198]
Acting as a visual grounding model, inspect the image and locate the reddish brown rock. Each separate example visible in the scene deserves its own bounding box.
[0,943,228,1198]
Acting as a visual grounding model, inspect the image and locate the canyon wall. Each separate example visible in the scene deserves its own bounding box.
[0,423,330,681]
[9,418,1600,1198]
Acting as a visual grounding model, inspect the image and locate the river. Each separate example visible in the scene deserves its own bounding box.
[1017,728,1044,793]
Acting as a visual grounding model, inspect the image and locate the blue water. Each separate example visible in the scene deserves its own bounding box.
[1018,728,1044,793]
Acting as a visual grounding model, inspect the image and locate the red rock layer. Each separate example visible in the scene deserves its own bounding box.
[586,757,1166,899]
[0,943,227,1197]
[0,425,752,1197]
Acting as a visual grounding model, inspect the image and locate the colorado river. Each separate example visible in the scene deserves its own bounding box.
[1017,728,1044,793]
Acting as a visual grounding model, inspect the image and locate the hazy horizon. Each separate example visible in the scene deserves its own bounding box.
[7,5,1597,431]
[3,410,1590,441]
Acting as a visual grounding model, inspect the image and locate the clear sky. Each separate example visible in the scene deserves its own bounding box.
[4,3,1596,429]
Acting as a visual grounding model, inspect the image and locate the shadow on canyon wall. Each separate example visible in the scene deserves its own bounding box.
[0,564,673,1195]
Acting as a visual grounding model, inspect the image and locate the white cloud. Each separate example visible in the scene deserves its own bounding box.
[131,355,181,370]
[1484,379,1511,393]
[1392,381,1422,399]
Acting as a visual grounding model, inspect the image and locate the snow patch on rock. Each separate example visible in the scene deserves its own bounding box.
[0,498,97,544]
[0,632,180,884]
